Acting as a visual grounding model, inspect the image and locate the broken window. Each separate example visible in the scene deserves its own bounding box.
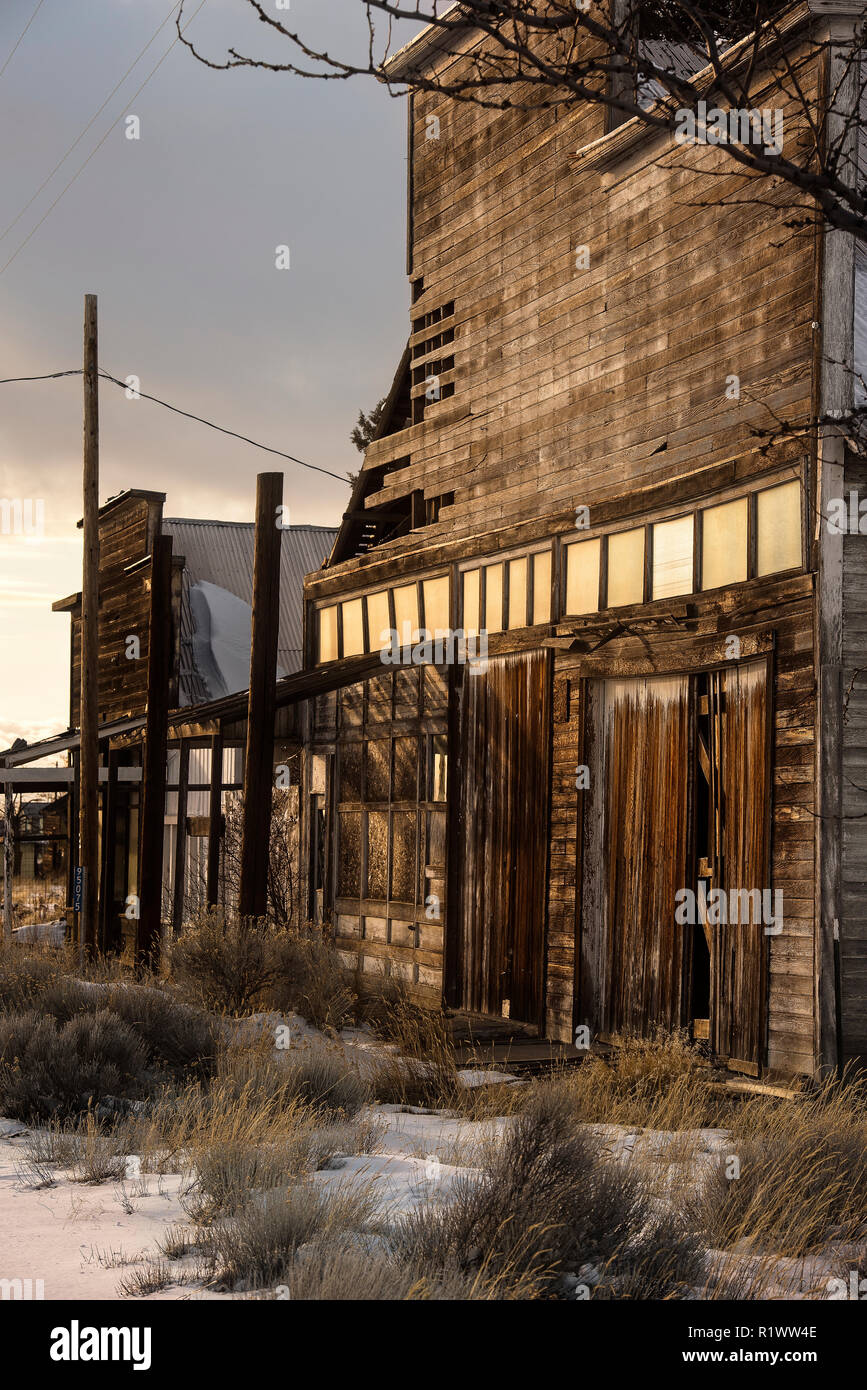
[429,734,448,801]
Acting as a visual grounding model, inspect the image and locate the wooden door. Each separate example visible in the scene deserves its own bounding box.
[584,675,692,1037]
[709,660,771,1069]
[452,651,551,1023]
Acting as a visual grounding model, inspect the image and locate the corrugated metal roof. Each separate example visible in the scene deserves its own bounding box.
[162,520,337,702]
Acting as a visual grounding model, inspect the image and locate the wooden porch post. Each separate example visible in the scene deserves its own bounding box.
[171,741,190,933]
[206,731,223,908]
[3,763,13,943]
[239,472,283,919]
[137,534,174,965]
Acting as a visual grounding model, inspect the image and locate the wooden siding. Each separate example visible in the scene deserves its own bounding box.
[70,496,163,726]
[841,450,867,1059]
[452,651,551,1024]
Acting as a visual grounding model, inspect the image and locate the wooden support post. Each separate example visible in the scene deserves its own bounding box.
[171,741,190,933]
[79,294,100,957]
[99,749,119,952]
[137,534,174,965]
[206,731,223,908]
[68,749,80,943]
[239,472,283,919]
[3,763,13,943]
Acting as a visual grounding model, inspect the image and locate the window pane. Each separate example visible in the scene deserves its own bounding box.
[565,539,601,615]
[318,605,338,662]
[422,575,450,638]
[390,811,417,903]
[366,590,391,651]
[430,734,448,801]
[392,583,420,645]
[462,569,480,636]
[701,498,748,590]
[532,551,552,624]
[366,812,388,899]
[607,528,645,607]
[393,737,419,801]
[508,557,528,629]
[337,811,361,898]
[652,517,694,599]
[341,598,365,657]
[756,482,801,576]
[485,563,504,633]
[365,739,390,802]
[339,743,363,802]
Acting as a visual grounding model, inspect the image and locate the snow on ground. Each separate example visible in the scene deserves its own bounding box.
[0,1105,507,1301]
[0,1129,204,1301]
[0,1105,853,1301]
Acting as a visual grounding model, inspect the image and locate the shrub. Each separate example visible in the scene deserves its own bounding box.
[396,1084,703,1299]
[217,1038,368,1119]
[0,1008,149,1121]
[200,1181,379,1290]
[169,910,285,1015]
[0,945,67,1012]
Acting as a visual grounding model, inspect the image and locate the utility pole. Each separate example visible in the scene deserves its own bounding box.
[79,294,100,956]
[3,765,13,943]
[137,534,174,966]
[239,472,283,919]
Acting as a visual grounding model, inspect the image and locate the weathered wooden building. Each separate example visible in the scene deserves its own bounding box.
[2,489,336,953]
[300,3,867,1078]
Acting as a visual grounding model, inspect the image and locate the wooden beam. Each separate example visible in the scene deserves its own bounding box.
[239,473,283,919]
[137,534,174,964]
[2,761,13,943]
[171,741,190,933]
[79,293,100,957]
[98,749,119,952]
[206,731,223,908]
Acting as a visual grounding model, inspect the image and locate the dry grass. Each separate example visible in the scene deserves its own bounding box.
[196,1181,381,1291]
[687,1068,867,1260]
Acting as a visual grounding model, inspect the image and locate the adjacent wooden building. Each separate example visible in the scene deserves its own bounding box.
[300,3,867,1078]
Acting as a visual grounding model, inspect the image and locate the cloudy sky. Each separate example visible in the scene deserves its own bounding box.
[0,0,415,747]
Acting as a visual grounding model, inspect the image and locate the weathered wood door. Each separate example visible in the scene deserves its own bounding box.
[583,675,692,1037]
[708,661,771,1069]
[582,663,771,1067]
[451,651,551,1024]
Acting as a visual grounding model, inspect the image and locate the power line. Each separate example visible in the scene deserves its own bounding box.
[0,0,209,278]
[0,0,182,245]
[0,0,47,82]
[0,366,351,484]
